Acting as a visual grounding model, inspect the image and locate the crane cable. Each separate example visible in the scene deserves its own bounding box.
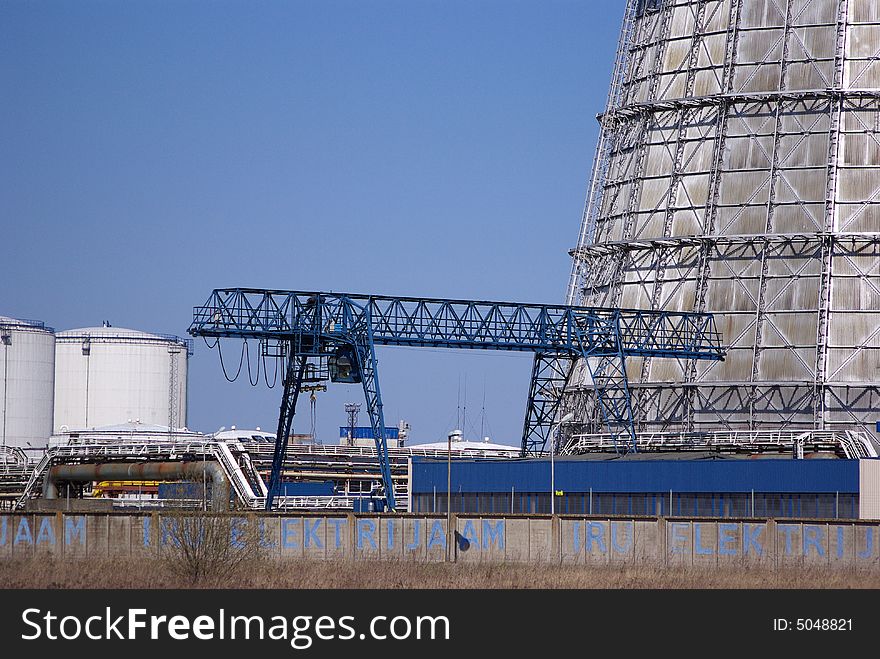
[215,338,246,383]
[245,339,262,386]
[263,350,280,389]
[310,390,318,444]
[207,335,282,388]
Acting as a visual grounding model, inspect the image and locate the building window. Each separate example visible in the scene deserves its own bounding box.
[412,489,860,519]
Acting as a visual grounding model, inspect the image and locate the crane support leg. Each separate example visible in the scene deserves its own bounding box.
[353,337,397,511]
[266,352,309,510]
[583,352,638,453]
[521,353,576,457]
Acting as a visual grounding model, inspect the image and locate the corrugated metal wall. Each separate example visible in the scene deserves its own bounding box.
[411,457,861,493]
[338,426,400,440]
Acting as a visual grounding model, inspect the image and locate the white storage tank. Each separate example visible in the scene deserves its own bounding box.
[53,323,191,432]
[0,316,56,448]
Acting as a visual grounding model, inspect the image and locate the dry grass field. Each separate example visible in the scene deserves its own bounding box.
[0,557,878,589]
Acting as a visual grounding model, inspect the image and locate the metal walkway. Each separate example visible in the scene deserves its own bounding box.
[12,437,523,512]
[12,440,383,512]
[564,429,878,460]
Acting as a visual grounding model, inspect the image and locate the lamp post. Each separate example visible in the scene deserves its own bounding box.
[550,412,574,516]
[446,430,453,562]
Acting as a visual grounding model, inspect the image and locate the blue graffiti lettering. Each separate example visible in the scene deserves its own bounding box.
[779,525,797,556]
[718,524,737,556]
[743,524,763,556]
[586,522,607,554]
[858,527,874,559]
[427,521,446,549]
[695,523,713,555]
[837,526,844,560]
[281,519,298,548]
[304,519,323,549]
[14,518,33,545]
[160,518,178,547]
[357,520,377,550]
[573,522,583,553]
[65,516,86,547]
[612,522,632,554]
[462,520,479,548]
[803,525,825,558]
[386,518,394,549]
[482,520,504,550]
[328,518,346,549]
[36,518,55,546]
[230,518,246,549]
[670,523,688,555]
[259,519,277,549]
[142,517,151,547]
[406,520,421,551]
[0,516,7,546]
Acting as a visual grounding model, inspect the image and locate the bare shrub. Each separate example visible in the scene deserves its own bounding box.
[158,513,265,587]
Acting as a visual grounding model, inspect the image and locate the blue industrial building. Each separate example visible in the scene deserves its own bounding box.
[338,426,400,441]
[409,456,878,520]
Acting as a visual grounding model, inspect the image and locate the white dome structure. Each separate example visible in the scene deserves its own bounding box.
[53,324,191,432]
[0,316,55,448]
[413,430,521,457]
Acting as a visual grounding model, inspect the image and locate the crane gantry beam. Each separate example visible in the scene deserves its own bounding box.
[189,288,725,511]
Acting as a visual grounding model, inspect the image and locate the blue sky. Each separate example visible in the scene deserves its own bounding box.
[1,0,623,446]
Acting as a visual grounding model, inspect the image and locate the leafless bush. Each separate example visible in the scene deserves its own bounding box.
[158,513,265,586]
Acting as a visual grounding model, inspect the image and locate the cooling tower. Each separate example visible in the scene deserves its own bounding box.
[566,0,880,440]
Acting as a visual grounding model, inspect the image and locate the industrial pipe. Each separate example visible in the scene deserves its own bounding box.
[42,461,230,511]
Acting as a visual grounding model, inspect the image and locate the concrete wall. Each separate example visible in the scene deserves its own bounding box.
[860,460,880,520]
[1,513,879,568]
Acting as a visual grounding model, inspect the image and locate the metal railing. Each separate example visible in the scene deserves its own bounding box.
[14,441,269,510]
[563,429,878,459]
[1,446,29,471]
[12,440,413,512]
[274,495,390,511]
[57,331,194,355]
[246,443,519,460]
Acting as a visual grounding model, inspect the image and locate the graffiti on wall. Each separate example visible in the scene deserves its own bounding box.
[1,515,878,563]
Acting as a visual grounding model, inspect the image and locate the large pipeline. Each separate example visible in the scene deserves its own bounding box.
[42,461,230,511]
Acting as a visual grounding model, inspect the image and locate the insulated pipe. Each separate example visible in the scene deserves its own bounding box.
[42,461,230,511]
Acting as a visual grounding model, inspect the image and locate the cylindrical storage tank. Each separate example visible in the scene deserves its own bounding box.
[0,317,55,448]
[567,0,880,437]
[53,325,191,432]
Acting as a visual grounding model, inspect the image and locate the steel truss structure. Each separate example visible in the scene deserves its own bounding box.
[11,438,523,511]
[567,0,880,442]
[565,427,877,458]
[16,440,268,510]
[189,288,724,510]
[0,447,29,506]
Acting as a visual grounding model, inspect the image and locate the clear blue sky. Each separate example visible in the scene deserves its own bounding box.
[1,0,623,446]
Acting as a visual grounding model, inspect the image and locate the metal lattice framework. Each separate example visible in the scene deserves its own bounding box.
[189,288,724,510]
[567,0,880,443]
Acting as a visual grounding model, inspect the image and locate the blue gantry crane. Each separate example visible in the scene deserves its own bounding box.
[189,289,725,511]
